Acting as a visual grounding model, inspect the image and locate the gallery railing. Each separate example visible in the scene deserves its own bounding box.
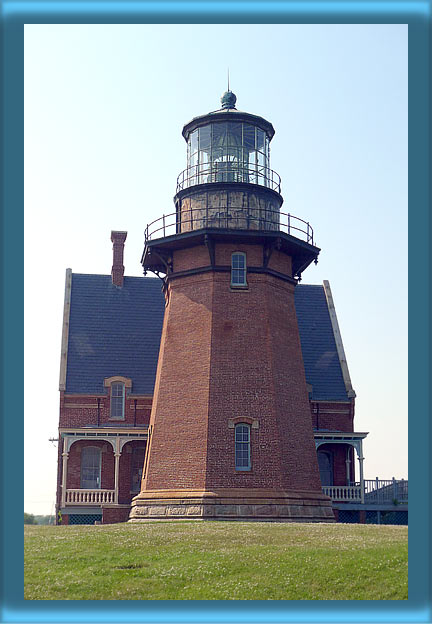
[145,207,314,245]
[176,165,282,194]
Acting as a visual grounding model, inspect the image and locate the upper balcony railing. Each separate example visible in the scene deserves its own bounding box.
[176,164,282,194]
[144,206,314,245]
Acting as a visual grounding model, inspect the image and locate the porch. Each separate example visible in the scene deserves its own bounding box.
[59,427,148,510]
[322,478,408,505]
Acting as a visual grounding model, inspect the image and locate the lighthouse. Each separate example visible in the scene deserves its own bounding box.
[129,91,334,522]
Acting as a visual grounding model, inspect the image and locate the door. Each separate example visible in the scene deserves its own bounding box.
[317,450,333,486]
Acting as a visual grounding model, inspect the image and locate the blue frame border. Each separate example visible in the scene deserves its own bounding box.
[2,1,430,622]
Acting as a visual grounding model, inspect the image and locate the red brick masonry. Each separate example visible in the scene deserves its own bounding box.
[130,242,334,522]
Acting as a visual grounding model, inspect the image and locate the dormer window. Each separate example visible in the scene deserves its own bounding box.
[104,376,132,421]
[231,252,247,287]
[110,382,125,420]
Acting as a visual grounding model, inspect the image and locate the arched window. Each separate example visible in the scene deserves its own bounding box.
[110,382,125,420]
[231,252,247,287]
[235,423,251,471]
[80,446,101,489]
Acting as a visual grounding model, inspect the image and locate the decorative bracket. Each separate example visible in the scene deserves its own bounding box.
[153,249,173,274]
[263,240,275,269]
[204,234,215,268]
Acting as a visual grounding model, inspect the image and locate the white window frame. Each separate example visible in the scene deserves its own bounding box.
[231,252,247,287]
[80,446,101,489]
[235,423,251,471]
[110,382,125,420]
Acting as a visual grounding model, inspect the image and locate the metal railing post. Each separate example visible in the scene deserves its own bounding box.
[162,214,165,237]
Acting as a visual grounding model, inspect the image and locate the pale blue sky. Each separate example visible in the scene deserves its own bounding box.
[24,23,407,515]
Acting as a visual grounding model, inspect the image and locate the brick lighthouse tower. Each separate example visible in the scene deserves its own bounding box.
[129,91,334,522]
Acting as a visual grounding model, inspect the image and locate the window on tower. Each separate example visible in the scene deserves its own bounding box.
[235,423,251,471]
[231,252,247,287]
[110,382,125,420]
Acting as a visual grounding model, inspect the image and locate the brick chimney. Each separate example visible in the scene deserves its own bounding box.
[111,231,127,287]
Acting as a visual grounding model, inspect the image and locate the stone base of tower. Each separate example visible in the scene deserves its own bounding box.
[129,489,335,522]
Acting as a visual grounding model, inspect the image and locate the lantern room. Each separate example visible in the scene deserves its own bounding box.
[178,91,279,191]
[174,91,283,234]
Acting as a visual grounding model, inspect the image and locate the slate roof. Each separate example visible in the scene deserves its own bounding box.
[295,284,349,401]
[66,274,165,395]
[65,274,349,401]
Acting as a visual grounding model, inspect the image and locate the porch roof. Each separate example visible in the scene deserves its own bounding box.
[314,430,368,442]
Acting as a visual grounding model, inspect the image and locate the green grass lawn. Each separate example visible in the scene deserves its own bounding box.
[24,521,407,600]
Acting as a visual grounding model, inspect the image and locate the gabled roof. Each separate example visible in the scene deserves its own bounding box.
[295,284,349,401]
[65,274,351,401]
[65,274,165,395]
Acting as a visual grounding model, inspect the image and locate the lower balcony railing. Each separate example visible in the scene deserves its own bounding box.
[322,485,362,502]
[65,489,115,504]
[323,479,408,505]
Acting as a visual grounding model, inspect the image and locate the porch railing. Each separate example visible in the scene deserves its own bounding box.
[65,489,115,504]
[322,485,361,502]
[323,479,408,505]
[362,478,408,504]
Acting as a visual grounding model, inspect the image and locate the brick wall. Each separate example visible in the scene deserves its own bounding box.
[118,440,147,503]
[143,270,213,491]
[310,400,354,432]
[142,242,322,494]
[102,507,130,524]
[59,393,152,428]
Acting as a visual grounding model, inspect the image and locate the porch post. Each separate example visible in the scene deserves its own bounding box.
[61,438,69,507]
[345,446,351,484]
[358,440,365,504]
[114,437,121,505]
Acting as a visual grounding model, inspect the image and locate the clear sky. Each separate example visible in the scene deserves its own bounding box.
[24,23,407,515]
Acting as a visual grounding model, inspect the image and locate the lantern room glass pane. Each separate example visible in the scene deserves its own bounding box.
[243,124,255,150]
[212,123,227,148]
[227,123,242,147]
[190,129,198,154]
[256,128,265,151]
[185,121,274,190]
[199,125,211,150]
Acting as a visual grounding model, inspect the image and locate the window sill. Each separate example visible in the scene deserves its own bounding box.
[230,285,249,292]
